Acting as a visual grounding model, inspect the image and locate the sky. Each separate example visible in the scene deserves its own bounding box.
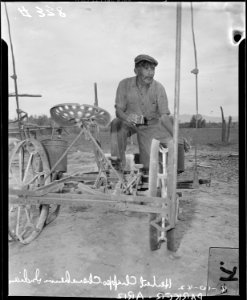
[2,2,245,120]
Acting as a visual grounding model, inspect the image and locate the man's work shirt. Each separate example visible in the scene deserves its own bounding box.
[115,76,170,121]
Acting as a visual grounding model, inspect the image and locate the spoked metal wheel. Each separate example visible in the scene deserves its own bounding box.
[9,139,51,244]
[148,139,170,251]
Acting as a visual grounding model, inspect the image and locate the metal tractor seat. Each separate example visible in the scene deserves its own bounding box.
[50,103,111,128]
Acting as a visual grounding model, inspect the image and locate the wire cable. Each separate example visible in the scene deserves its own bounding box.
[190,2,199,187]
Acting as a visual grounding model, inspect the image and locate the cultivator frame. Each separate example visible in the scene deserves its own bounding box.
[9,103,179,251]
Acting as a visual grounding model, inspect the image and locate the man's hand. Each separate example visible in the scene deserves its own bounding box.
[126,113,140,126]
[126,114,137,124]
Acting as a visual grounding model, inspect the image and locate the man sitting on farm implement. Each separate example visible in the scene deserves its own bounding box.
[110,54,186,172]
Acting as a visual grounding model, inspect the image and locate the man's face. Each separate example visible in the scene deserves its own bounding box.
[136,62,155,85]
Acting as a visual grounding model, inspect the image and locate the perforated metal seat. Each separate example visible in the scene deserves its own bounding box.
[50,103,111,128]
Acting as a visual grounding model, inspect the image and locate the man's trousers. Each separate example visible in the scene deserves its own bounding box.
[110,118,171,170]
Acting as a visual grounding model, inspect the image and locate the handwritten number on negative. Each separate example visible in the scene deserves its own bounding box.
[18,6,66,17]
[18,6,32,17]
[56,7,66,17]
[36,7,46,17]
[45,5,55,16]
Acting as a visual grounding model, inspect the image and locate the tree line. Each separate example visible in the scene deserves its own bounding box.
[9,114,238,129]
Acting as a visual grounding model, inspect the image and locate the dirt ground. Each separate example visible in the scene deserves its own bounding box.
[8,139,239,298]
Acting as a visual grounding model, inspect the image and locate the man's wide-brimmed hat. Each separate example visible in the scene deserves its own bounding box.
[134,54,158,66]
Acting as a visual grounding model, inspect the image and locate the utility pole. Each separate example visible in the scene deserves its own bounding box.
[169,2,182,230]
